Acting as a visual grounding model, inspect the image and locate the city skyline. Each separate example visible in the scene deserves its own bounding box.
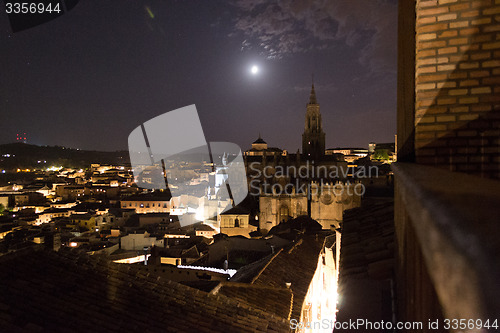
[0,0,397,152]
[1,1,499,331]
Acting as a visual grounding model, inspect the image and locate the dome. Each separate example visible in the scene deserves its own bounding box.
[253,137,267,144]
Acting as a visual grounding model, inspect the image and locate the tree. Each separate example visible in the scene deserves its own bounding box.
[373,149,390,161]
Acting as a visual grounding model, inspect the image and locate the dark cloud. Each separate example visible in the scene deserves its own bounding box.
[231,0,397,74]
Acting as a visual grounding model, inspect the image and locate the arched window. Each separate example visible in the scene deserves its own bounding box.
[235,218,240,228]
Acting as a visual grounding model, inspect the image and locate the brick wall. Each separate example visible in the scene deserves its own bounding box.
[415,0,500,178]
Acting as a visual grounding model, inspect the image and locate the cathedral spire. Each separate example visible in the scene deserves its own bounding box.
[303,76,325,161]
[309,83,317,105]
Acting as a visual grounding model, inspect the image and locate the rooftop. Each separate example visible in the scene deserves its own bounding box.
[251,234,326,320]
[214,282,293,319]
[336,198,395,328]
[0,248,290,332]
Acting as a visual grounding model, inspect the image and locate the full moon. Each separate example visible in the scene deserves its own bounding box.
[251,65,259,75]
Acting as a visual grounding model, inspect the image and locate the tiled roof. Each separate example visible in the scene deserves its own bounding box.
[338,198,394,280]
[40,208,69,214]
[0,248,290,332]
[69,213,93,220]
[267,216,322,237]
[230,252,278,283]
[214,282,293,319]
[121,194,171,201]
[194,224,216,231]
[251,234,326,321]
[252,137,267,144]
[336,198,395,330]
[220,206,249,215]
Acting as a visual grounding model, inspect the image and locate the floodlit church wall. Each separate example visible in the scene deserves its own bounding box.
[259,182,362,232]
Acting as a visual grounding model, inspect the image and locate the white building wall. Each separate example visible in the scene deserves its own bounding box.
[120,232,164,250]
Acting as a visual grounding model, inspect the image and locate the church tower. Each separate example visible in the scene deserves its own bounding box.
[302,83,325,160]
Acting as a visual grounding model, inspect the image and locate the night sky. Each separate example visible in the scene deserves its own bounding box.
[0,0,398,152]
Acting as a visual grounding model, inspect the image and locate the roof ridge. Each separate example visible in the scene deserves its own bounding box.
[287,238,303,254]
[215,281,292,291]
[287,289,294,321]
[250,247,283,284]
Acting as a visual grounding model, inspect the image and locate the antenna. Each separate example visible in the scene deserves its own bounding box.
[16,132,27,143]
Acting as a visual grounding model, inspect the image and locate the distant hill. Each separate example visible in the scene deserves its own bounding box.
[0,143,130,169]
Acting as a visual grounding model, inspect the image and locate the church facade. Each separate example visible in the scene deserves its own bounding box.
[259,181,362,233]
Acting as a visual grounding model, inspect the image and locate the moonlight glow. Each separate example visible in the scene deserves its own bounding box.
[251,65,259,75]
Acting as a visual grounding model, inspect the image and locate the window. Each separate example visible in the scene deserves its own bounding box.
[279,205,289,223]
[303,303,312,323]
[296,202,303,215]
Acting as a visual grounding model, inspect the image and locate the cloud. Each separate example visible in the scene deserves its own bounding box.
[230,0,397,73]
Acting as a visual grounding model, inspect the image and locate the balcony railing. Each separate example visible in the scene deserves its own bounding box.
[393,163,500,326]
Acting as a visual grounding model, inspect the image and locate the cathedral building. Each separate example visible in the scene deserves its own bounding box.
[259,181,362,233]
[241,81,361,234]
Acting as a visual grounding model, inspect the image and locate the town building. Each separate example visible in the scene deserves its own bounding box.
[120,194,170,214]
[244,135,285,157]
[219,206,257,237]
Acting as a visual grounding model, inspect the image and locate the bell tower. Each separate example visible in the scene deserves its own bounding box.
[302,83,325,161]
